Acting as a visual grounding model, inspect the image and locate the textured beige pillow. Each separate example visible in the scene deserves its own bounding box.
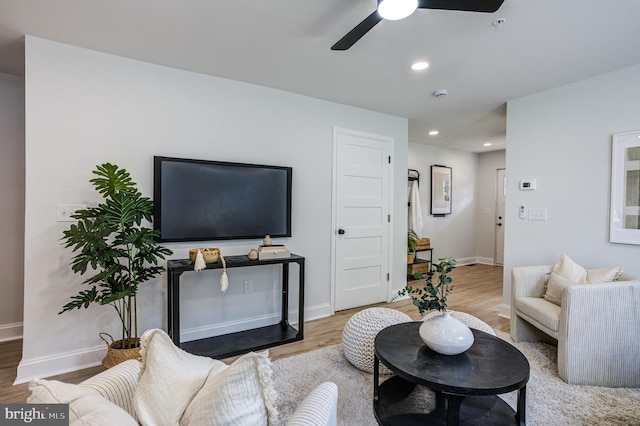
[28,379,138,426]
[586,266,623,283]
[544,255,623,305]
[134,328,225,426]
[181,350,278,426]
[544,271,577,305]
[551,254,587,283]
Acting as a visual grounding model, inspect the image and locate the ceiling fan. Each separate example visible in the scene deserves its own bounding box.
[331,0,505,51]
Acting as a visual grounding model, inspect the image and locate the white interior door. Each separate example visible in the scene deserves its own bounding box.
[333,128,391,311]
[495,168,506,265]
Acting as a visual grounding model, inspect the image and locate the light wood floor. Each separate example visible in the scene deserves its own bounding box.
[0,263,508,403]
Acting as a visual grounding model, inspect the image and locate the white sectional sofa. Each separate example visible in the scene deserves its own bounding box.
[28,329,338,425]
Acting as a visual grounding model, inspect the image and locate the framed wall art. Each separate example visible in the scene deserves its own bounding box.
[430,165,452,216]
[610,130,640,244]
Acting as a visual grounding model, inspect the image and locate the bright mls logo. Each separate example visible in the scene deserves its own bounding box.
[1,404,67,425]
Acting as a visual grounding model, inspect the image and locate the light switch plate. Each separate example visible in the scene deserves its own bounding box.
[528,208,547,221]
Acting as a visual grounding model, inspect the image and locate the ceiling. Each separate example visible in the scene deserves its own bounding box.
[1,0,640,153]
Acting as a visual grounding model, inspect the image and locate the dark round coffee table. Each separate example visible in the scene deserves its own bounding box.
[373,322,529,426]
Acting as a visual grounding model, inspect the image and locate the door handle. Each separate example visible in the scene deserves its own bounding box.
[338,229,345,235]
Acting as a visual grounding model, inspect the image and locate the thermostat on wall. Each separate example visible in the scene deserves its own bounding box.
[519,179,536,190]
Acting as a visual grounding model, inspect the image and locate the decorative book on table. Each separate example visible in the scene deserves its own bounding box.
[258,245,291,259]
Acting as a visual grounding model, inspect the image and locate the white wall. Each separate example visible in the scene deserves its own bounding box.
[504,64,640,309]
[476,150,506,263]
[407,143,480,264]
[18,36,408,381]
[0,72,24,341]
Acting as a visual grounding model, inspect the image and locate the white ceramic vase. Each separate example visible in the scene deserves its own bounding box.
[419,311,474,355]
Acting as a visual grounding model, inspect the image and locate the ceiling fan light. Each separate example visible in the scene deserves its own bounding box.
[378,0,418,20]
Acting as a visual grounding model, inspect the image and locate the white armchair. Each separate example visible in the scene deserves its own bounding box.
[511,265,640,387]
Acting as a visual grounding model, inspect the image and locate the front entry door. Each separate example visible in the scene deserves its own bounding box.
[333,128,391,311]
[495,168,506,265]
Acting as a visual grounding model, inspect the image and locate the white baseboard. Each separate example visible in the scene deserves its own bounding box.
[456,257,496,266]
[498,303,511,319]
[15,344,105,385]
[0,322,23,342]
[14,304,333,384]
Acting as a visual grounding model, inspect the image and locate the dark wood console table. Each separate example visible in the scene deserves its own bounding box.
[167,254,305,359]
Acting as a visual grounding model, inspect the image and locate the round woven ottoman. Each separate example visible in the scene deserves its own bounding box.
[342,307,411,374]
[422,310,495,336]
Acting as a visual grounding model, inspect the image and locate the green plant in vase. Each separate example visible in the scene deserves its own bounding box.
[397,257,457,315]
[60,163,173,350]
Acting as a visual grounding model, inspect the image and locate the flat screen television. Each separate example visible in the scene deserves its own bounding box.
[153,156,292,242]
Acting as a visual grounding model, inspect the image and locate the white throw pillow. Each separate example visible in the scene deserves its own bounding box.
[586,266,623,283]
[28,379,138,426]
[544,271,576,305]
[181,350,279,426]
[551,254,587,283]
[134,328,224,426]
[544,255,623,306]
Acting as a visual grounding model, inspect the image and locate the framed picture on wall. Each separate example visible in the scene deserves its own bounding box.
[610,130,640,245]
[431,165,452,216]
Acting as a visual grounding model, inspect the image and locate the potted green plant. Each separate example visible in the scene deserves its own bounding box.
[60,163,172,366]
[398,257,457,314]
[407,229,418,264]
[397,257,473,355]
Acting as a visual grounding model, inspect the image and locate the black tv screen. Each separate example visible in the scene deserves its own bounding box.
[154,156,292,242]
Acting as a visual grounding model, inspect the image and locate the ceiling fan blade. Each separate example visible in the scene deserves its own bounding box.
[331,11,383,51]
[417,0,505,13]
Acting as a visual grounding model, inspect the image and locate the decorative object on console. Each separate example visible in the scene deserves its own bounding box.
[248,249,259,260]
[189,248,221,264]
[397,257,474,355]
[60,163,173,367]
[259,245,291,260]
[190,247,229,291]
[263,234,272,246]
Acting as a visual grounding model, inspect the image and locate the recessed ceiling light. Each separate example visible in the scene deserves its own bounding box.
[411,61,429,71]
[428,130,439,136]
[483,142,493,147]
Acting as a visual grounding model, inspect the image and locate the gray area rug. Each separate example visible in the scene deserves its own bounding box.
[271,333,640,425]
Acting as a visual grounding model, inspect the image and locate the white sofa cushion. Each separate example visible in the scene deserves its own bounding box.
[181,350,278,426]
[80,358,141,420]
[134,328,224,426]
[134,328,278,426]
[28,379,138,426]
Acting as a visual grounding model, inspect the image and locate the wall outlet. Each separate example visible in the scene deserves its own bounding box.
[57,204,87,222]
[243,280,253,293]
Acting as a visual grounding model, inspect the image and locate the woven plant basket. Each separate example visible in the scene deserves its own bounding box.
[188,248,220,263]
[99,332,141,369]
